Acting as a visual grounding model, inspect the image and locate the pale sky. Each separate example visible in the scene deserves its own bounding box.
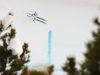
[0,0,100,74]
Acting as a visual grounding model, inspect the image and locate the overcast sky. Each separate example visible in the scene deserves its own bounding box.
[0,0,100,74]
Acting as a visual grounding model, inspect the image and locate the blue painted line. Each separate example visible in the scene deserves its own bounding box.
[48,30,52,65]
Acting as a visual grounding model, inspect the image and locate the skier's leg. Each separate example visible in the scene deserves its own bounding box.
[37,17,47,21]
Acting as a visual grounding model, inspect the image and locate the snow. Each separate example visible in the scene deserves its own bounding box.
[2,14,13,30]
[51,71,67,75]
[30,67,67,75]
[24,54,29,59]
[8,37,23,56]
[0,0,100,75]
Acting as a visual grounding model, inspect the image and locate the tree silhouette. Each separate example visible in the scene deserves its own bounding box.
[0,13,30,75]
[79,62,87,75]
[21,66,29,75]
[47,65,54,75]
[82,17,100,75]
[62,57,77,75]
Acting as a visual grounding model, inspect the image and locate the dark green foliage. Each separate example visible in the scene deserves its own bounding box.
[94,17,100,26]
[79,62,87,75]
[21,66,28,75]
[62,57,77,75]
[47,65,54,75]
[82,17,100,75]
[0,25,30,75]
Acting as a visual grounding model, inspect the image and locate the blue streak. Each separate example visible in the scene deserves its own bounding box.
[48,30,52,65]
